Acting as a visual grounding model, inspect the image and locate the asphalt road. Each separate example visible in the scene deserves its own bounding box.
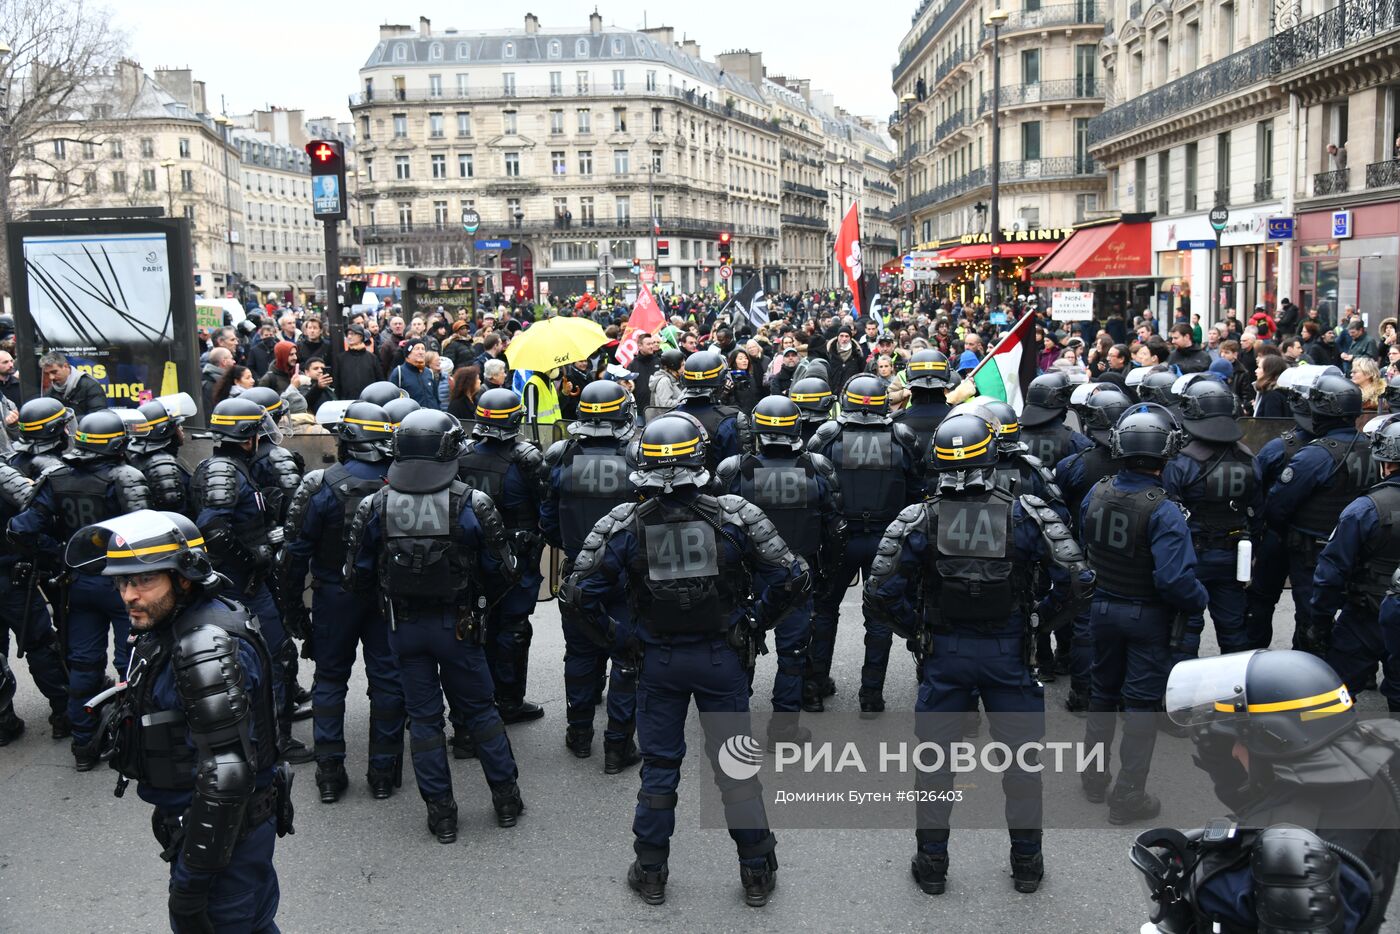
[1,588,1392,933]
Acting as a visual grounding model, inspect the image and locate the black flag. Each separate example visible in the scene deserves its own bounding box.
[726,276,769,331]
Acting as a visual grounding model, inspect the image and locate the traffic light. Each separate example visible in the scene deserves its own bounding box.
[305,139,347,221]
[718,231,732,263]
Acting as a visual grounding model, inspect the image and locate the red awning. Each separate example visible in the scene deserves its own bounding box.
[879,257,906,274]
[933,241,1061,264]
[1031,222,1153,281]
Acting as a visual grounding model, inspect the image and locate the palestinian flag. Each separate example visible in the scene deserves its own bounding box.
[970,310,1038,413]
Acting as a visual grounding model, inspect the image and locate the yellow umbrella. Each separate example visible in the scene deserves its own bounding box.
[505,316,609,372]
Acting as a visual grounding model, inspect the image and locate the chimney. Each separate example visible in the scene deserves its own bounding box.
[589,10,602,34]
[680,39,701,59]
[640,26,674,45]
[716,51,763,85]
[418,16,431,37]
[379,23,412,39]
[524,12,540,34]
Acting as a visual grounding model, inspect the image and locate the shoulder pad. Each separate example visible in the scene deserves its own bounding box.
[284,470,325,539]
[726,494,793,565]
[173,623,248,736]
[714,454,741,489]
[512,439,544,465]
[571,501,638,577]
[266,446,303,489]
[110,465,152,512]
[194,458,244,509]
[543,439,570,468]
[869,503,927,579]
[0,465,33,512]
[467,486,508,537]
[808,420,841,453]
[890,421,920,450]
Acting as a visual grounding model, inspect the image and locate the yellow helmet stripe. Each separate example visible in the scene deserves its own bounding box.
[682,363,725,380]
[210,413,264,424]
[343,416,394,433]
[579,398,626,413]
[477,403,523,419]
[754,413,800,427]
[934,434,993,459]
[908,361,948,371]
[999,422,1020,435]
[844,392,887,406]
[640,438,700,455]
[1214,685,1352,714]
[107,536,206,559]
[139,414,170,429]
[75,431,125,443]
[20,409,66,431]
[789,392,831,403]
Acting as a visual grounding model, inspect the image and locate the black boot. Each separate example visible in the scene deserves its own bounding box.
[426,796,458,844]
[565,724,594,759]
[71,740,98,771]
[491,782,525,827]
[278,732,315,765]
[604,738,641,774]
[740,854,778,907]
[1107,780,1161,825]
[49,705,72,740]
[366,758,401,800]
[1063,689,1088,715]
[963,710,982,738]
[497,700,545,724]
[1010,850,1044,893]
[628,859,668,905]
[800,679,825,713]
[0,708,24,746]
[766,720,811,750]
[910,852,948,895]
[858,689,885,718]
[291,684,313,721]
[1081,769,1113,804]
[316,760,349,803]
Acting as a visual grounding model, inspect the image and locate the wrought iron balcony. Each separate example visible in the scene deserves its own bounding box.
[1366,159,1400,190]
[1272,0,1400,74]
[892,158,1103,217]
[781,213,827,230]
[1254,179,1274,202]
[782,180,828,200]
[980,2,1105,42]
[935,109,970,141]
[1088,40,1274,143]
[934,45,968,84]
[1313,168,1350,196]
[893,0,974,82]
[979,78,1105,114]
[355,214,733,244]
[864,178,898,195]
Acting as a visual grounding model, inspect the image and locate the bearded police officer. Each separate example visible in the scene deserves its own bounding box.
[456,386,548,727]
[864,412,1092,896]
[673,350,746,472]
[1311,413,1400,711]
[541,380,641,771]
[1162,378,1260,658]
[559,413,810,907]
[714,395,846,744]
[348,409,525,842]
[891,350,957,459]
[1264,373,1371,656]
[1019,372,1093,470]
[126,393,197,517]
[7,409,151,769]
[7,397,71,479]
[1136,649,1400,933]
[1079,405,1208,823]
[68,510,289,933]
[788,375,835,446]
[282,401,405,802]
[807,374,923,714]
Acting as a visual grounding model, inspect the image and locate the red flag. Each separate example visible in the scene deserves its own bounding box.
[834,201,864,317]
[616,282,665,366]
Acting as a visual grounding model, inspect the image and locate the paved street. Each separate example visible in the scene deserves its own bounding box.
[1,587,1389,933]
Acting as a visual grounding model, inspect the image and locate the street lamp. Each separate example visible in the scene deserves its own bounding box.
[159,158,176,218]
[512,208,526,300]
[898,93,917,257]
[214,113,236,301]
[829,155,848,289]
[986,9,1009,313]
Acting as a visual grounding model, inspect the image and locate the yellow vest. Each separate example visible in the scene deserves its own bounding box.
[526,374,561,424]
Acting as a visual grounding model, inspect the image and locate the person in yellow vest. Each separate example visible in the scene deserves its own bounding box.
[523,369,562,425]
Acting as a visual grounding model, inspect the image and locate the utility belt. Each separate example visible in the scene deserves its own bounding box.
[383,591,485,642]
[1190,527,1244,553]
[1285,528,1330,555]
[150,769,293,864]
[911,612,1033,666]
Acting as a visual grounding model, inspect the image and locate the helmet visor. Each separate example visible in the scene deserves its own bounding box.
[64,509,197,574]
[1164,650,1259,726]
[1277,364,1342,396]
[1069,382,1098,407]
[315,400,354,430]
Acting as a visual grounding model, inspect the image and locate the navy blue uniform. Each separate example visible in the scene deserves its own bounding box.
[890,399,950,467]
[1244,428,1312,647]
[0,467,66,717]
[1055,443,1119,698]
[672,398,743,472]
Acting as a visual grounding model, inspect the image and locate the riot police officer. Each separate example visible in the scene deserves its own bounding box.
[66,510,289,933]
[1162,378,1260,657]
[951,399,1066,510]
[673,350,747,472]
[1263,373,1371,656]
[8,397,71,479]
[126,393,196,517]
[807,374,923,714]
[190,397,304,762]
[541,380,641,771]
[891,350,957,458]
[0,463,67,743]
[1079,405,1208,823]
[1019,372,1093,470]
[1136,649,1400,933]
[282,401,405,802]
[347,409,524,842]
[382,396,421,428]
[787,375,835,445]
[1311,413,1400,710]
[864,412,1093,896]
[714,395,846,743]
[457,387,548,725]
[1132,366,1180,410]
[559,413,810,907]
[7,409,151,769]
[359,380,408,407]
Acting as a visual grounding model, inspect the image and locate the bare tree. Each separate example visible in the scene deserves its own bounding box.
[0,0,124,298]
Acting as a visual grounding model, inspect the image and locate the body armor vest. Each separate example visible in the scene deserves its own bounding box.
[211,455,275,552]
[315,463,385,571]
[1294,435,1375,537]
[1262,430,1309,488]
[923,491,1026,627]
[1179,440,1256,549]
[110,597,278,790]
[1083,478,1161,599]
[130,450,190,515]
[1064,445,1118,524]
[1022,421,1078,470]
[251,446,301,526]
[47,466,115,545]
[1350,482,1400,613]
[834,426,906,529]
[558,440,632,556]
[9,450,63,481]
[892,403,946,462]
[676,401,738,473]
[738,453,821,559]
[378,480,471,603]
[458,443,535,530]
[627,496,740,636]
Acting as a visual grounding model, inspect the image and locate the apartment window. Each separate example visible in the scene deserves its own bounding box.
[1022,49,1041,85]
[1075,44,1098,96]
[612,69,625,92]
[548,41,561,59]
[579,196,594,224]
[182,205,194,221]
[1074,117,1092,172]
[504,152,521,177]
[613,149,630,174]
[181,169,193,191]
[84,172,97,193]
[457,112,471,137]
[1133,157,1147,212]
[429,113,444,138]
[429,74,442,98]
[397,202,413,230]
[1216,131,1231,203]
[502,73,516,96]
[550,110,564,134]
[178,138,191,158]
[1026,0,1042,9]
[456,73,468,95]
[651,108,663,133]
[651,149,663,173]
[646,70,657,92]
[140,138,154,158]
[1074,192,1098,222]
[364,158,374,182]
[553,197,568,221]
[577,109,592,134]
[576,71,590,94]
[109,139,123,159]
[503,111,518,135]
[458,154,474,178]
[1108,167,1119,208]
[506,198,522,221]
[111,171,127,192]
[1157,151,1169,216]
[139,168,155,191]
[615,196,631,223]
[1220,2,1236,55]
[550,71,562,95]
[578,150,594,175]
[551,151,567,176]
[434,200,449,226]
[395,155,411,179]
[393,114,407,138]
[22,173,37,195]
[613,108,627,132]
[1185,141,1199,211]
[361,115,371,141]
[1021,121,1041,161]
[431,154,447,179]
[1256,119,1274,198]
[82,141,96,159]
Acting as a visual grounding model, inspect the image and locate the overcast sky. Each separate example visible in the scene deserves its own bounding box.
[116,1,908,124]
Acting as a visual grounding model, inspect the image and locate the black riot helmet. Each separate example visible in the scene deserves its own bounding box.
[129,393,196,453]
[904,350,957,391]
[750,395,803,453]
[1277,364,1342,434]
[933,412,998,471]
[1021,372,1074,428]
[1136,368,1180,410]
[629,412,710,493]
[208,397,273,445]
[237,386,287,440]
[70,409,130,460]
[1070,383,1132,445]
[838,374,891,426]
[338,401,395,462]
[472,387,524,441]
[1385,375,1400,410]
[680,350,727,398]
[1178,379,1242,443]
[65,509,220,589]
[14,397,73,454]
[789,376,834,424]
[977,398,1021,447]
[1366,414,1400,464]
[382,397,421,428]
[359,380,408,407]
[1110,403,1183,468]
[659,348,685,372]
[1167,649,1357,760]
[573,380,634,439]
[1308,373,1363,429]
[392,409,464,462]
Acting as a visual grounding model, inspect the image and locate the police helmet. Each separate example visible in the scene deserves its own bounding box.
[1365,413,1400,464]
[129,393,196,453]
[750,395,803,452]
[1308,373,1363,424]
[977,399,1021,445]
[630,412,710,492]
[680,350,727,398]
[1166,649,1356,759]
[904,350,957,391]
[14,397,73,454]
[235,318,258,339]
[65,509,220,589]
[393,409,464,462]
[1136,368,1180,409]
[789,376,834,424]
[1070,384,1132,445]
[338,401,395,461]
[359,380,408,407]
[933,412,998,471]
[659,348,685,372]
[473,387,525,441]
[382,397,421,428]
[573,381,634,439]
[1278,364,1342,433]
[1021,372,1074,428]
[208,397,273,444]
[69,409,131,460]
[838,374,891,426]
[239,386,289,430]
[1385,375,1400,409]
[1109,403,1183,467]
[1177,379,1242,444]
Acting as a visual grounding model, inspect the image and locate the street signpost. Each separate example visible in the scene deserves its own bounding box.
[718,264,732,281]
[1208,205,1230,232]
[476,238,511,250]
[1208,204,1228,322]
[462,209,480,234]
[901,278,915,294]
